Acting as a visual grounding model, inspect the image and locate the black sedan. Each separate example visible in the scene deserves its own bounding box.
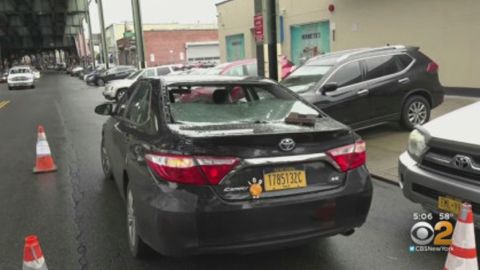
[91,65,137,86]
[95,75,373,258]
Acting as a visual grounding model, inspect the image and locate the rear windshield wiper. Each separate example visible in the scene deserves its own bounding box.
[284,113,317,127]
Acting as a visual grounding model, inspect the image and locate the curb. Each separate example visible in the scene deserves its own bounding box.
[445,87,480,98]
[370,173,400,187]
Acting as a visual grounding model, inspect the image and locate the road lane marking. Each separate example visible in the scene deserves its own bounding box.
[0,100,10,110]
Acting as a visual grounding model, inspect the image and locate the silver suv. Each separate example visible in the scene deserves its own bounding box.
[399,101,480,226]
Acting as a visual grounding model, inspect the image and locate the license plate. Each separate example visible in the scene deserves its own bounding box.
[263,167,307,191]
[438,196,462,215]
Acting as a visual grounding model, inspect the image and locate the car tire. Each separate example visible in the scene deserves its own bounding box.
[8,86,12,90]
[31,85,35,89]
[101,138,113,181]
[116,88,127,101]
[401,95,431,130]
[97,78,105,87]
[126,183,150,258]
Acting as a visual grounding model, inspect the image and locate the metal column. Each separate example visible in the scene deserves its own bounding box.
[254,0,279,81]
[131,0,146,69]
[85,0,96,69]
[96,0,109,69]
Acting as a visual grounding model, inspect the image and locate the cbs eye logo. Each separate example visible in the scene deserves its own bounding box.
[410,221,453,246]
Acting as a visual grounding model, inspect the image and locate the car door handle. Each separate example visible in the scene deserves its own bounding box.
[357,89,369,96]
[398,78,410,84]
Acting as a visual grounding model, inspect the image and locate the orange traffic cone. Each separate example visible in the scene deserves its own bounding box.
[33,125,57,174]
[22,235,48,270]
[444,202,478,270]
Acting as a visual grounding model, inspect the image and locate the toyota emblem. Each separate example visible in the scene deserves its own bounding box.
[279,138,296,152]
[453,155,472,170]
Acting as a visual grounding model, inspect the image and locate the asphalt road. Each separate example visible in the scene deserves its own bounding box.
[0,72,474,269]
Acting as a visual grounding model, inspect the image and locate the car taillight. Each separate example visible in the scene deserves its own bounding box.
[426,62,439,73]
[145,153,239,185]
[327,140,366,172]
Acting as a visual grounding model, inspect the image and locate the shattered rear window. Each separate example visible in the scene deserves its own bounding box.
[166,83,319,125]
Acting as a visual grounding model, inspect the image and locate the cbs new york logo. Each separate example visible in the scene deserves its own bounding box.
[409,212,454,252]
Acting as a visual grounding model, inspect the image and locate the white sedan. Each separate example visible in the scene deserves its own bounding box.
[8,66,35,90]
[103,65,175,100]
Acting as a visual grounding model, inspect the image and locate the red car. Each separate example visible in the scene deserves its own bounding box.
[206,57,295,79]
[180,58,295,103]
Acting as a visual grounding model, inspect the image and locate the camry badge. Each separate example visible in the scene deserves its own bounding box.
[279,138,296,152]
[248,177,263,199]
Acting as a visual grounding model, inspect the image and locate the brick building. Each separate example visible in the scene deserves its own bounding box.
[117,25,219,67]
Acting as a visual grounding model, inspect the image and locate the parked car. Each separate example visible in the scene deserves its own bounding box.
[94,75,372,258]
[399,101,480,226]
[32,68,41,80]
[102,65,174,100]
[0,71,8,83]
[91,65,137,86]
[71,66,84,77]
[206,58,295,79]
[7,66,35,90]
[281,45,445,130]
[84,65,107,83]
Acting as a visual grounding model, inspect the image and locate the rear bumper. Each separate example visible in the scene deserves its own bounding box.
[398,152,480,227]
[134,167,372,256]
[431,86,445,109]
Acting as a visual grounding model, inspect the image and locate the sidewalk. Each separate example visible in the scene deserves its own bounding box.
[359,96,479,183]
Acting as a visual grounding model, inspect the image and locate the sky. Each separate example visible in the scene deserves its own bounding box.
[88,0,224,33]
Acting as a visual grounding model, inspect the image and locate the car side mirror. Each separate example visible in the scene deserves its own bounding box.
[95,103,114,116]
[321,82,339,95]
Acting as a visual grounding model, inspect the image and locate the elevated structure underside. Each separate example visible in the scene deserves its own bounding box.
[0,0,87,54]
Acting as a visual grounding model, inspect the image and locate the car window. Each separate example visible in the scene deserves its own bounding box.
[10,68,31,74]
[281,65,332,93]
[246,63,258,76]
[224,65,245,76]
[168,84,319,125]
[397,54,414,70]
[365,55,402,80]
[127,70,142,79]
[124,82,152,124]
[156,67,171,76]
[328,61,362,88]
[144,69,156,77]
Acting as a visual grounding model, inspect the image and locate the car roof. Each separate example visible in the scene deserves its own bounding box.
[153,75,273,86]
[219,58,256,69]
[305,45,412,65]
[10,65,31,69]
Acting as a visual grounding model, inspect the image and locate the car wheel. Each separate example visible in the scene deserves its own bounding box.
[8,86,12,90]
[116,89,126,101]
[101,139,113,180]
[401,95,431,130]
[31,85,35,89]
[97,78,105,86]
[126,184,150,258]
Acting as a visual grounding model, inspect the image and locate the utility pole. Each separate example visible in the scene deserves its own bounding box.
[254,0,279,81]
[85,0,96,69]
[80,27,88,68]
[131,0,146,69]
[96,0,109,69]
